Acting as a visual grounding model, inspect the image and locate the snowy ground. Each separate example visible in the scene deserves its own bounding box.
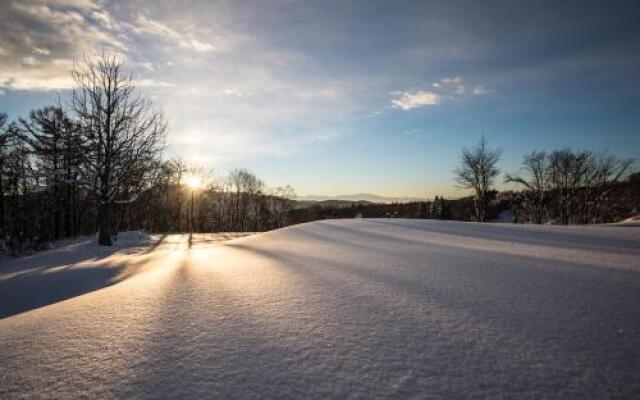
[1,220,639,399]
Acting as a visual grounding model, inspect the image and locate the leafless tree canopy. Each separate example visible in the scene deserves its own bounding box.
[454,136,502,221]
[71,54,166,245]
[506,149,634,224]
[505,151,549,223]
[128,163,295,235]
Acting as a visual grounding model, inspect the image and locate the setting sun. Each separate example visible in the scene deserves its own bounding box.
[185,175,202,190]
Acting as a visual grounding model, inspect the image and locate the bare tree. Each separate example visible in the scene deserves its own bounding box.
[505,151,549,223]
[71,54,166,245]
[168,158,188,232]
[454,136,502,222]
[269,184,295,228]
[584,151,634,223]
[507,149,634,224]
[547,149,593,224]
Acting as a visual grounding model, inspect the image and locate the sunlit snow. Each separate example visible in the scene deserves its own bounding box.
[1,220,639,399]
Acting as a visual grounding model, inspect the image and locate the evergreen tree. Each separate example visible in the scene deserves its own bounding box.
[20,106,79,240]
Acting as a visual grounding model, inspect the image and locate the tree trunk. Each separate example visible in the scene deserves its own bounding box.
[64,184,72,237]
[97,202,113,246]
[53,184,61,240]
[0,163,4,238]
[175,192,182,232]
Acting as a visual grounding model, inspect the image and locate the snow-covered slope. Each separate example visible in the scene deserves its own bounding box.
[616,215,640,227]
[1,220,639,399]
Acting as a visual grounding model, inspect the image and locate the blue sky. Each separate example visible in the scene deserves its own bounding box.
[1,0,639,198]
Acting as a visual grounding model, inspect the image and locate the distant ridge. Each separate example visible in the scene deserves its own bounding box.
[297,193,426,203]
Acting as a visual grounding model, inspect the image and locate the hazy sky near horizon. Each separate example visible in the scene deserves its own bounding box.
[1,0,639,198]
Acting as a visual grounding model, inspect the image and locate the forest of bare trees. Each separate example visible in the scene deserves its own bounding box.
[0,55,295,255]
[505,149,635,224]
[121,163,295,235]
[454,137,636,224]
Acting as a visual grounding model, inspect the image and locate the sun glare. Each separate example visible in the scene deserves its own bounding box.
[186,175,202,189]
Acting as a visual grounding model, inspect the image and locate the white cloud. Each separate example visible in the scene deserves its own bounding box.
[0,1,127,91]
[188,39,215,53]
[472,85,490,95]
[135,79,175,88]
[44,0,99,9]
[134,15,181,40]
[1,75,74,91]
[21,57,41,66]
[91,9,118,30]
[392,76,490,110]
[391,90,441,110]
[0,1,358,162]
[137,62,156,71]
[436,76,491,97]
[33,47,50,55]
[439,76,466,94]
[133,15,216,53]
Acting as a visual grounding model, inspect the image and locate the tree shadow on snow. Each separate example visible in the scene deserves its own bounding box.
[362,219,640,255]
[224,236,640,396]
[0,235,167,319]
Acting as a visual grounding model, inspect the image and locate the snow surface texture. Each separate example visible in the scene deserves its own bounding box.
[1,220,639,399]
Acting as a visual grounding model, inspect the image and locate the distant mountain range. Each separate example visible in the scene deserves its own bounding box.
[296,193,426,203]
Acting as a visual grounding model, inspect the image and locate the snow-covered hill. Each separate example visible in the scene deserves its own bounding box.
[1,220,639,399]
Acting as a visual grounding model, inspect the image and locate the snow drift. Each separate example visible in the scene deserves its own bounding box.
[1,219,639,399]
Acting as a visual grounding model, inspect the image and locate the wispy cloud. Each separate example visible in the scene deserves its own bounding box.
[391,90,441,110]
[0,0,125,91]
[392,76,490,110]
[135,79,175,88]
[33,47,51,56]
[133,15,216,53]
[403,129,421,136]
[435,76,489,97]
[472,85,490,95]
[435,76,466,94]
[0,2,221,92]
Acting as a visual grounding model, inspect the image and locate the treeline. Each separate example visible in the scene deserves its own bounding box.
[289,197,462,224]
[121,163,295,234]
[0,54,294,255]
[454,137,636,224]
[291,140,637,225]
[1,106,98,253]
[505,152,639,224]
